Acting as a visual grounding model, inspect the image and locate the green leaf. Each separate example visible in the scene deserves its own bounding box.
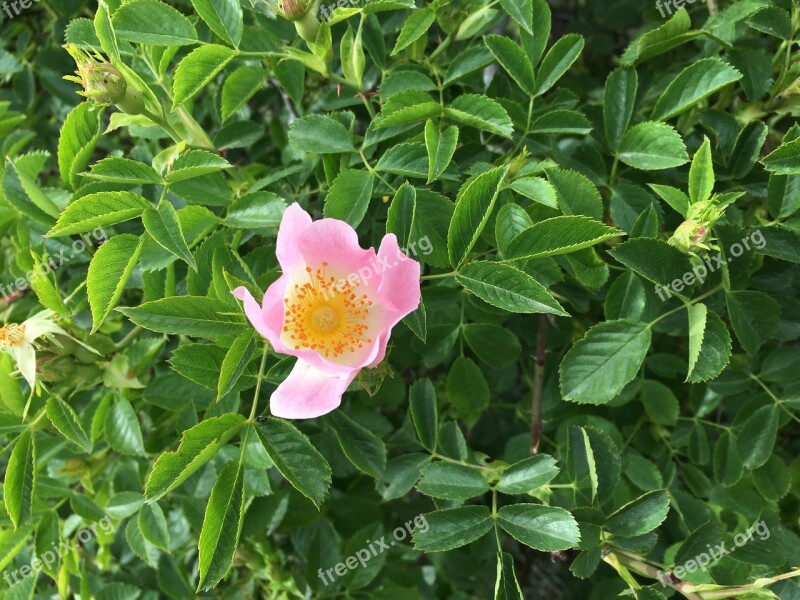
[58,102,103,190]
[112,0,198,45]
[255,419,332,508]
[687,308,732,383]
[509,177,557,209]
[484,35,535,94]
[217,331,256,401]
[88,234,144,332]
[462,323,521,368]
[639,380,679,426]
[497,454,560,495]
[497,504,580,550]
[530,110,591,135]
[725,290,779,355]
[447,166,507,267]
[86,158,162,185]
[172,45,236,109]
[495,552,524,600]
[288,114,355,154]
[713,430,743,486]
[535,33,584,95]
[546,169,603,220]
[424,120,459,183]
[447,355,490,418]
[443,46,494,85]
[559,320,652,404]
[226,192,286,229]
[618,121,689,170]
[458,261,567,315]
[762,138,800,175]
[505,216,621,261]
[377,453,430,500]
[604,67,637,151]
[191,0,243,46]
[167,150,231,183]
[495,203,534,256]
[139,502,170,551]
[652,58,742,121]
[445,95,513,137]
[47,191,150,237]
[688,137,714,203]
[500,0,532,34]
[605,490,669,537]
[221,65,267,121]
[145,414,246,501]
[392,7,435,55]
[649,184,689,217]
[197,459,245,591]
[737,405,778,470]
[608,238,693,289]
[409,378,437,452]
[412,506,493,552]
[143,203,196,270]
[4,430,35,528]
[326,411,387,478]
[105,398,145,456]
[322,169,374,227]
[46,396,92,453]
[117,296,246,338]
[620,9,697,65]
[386,182,416,248]
[416,462,489,500]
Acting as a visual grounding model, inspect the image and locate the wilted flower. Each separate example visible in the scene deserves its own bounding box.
[233,204,421,419]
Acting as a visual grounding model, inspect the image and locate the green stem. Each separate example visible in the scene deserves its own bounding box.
[248,346,269,422]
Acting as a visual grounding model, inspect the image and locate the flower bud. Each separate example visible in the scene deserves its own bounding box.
[667,198,726,253]
[63,45,145,114]
[279,0,312,20]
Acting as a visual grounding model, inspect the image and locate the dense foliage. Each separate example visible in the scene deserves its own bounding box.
[2,0,800,598]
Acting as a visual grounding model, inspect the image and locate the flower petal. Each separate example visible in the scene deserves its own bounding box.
[297,217,374,275]
[231,285,283,348]
[376,233,421,324]
[270,359,357,419]
[276,203,313,271]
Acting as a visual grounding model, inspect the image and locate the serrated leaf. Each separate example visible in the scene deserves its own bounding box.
[105,398,145,456]
[412,506,493,552]
[167,150,231,183]
[445,95,513,137]
[220,65,267,121]
[255,419,331,508]
[485,34,535,94]
[424,121,458,183]
[142,203,197,270]
[112,0,198,45]
[47,192,150,237]
[58,103,103,190]
[197,459,245,590]
[497,504,580,550]
[447,166,507,267]
[497,454,560,495]
[86,158,162,185]
[762,138,800,175]
[457,261,567,315]
[322,169,374,227]
[172,45,235,109]
[4,430,36,528]
[409,378,437,452]
[288,114,355,153]
[618,121,689,170]
[217,332,256,401]
[326,411,387,478]
[392,7,434,55]
[191,0,243,46]
[46,396,92,452]
[605,490,669,537]
[652,58,741,121]
[118,296,246,338]
[505,216,621,261]
[416,462,489,500]
[688,137,714,202]
[535,33,584,95]
[559,320,652,404]
[145,414,246,501]
[604,67,637,151]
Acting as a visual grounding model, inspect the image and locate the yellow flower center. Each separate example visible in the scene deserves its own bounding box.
[0,323,25,350]
[283,263,373,359]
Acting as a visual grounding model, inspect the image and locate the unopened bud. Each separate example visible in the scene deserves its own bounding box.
[63,45,145,114]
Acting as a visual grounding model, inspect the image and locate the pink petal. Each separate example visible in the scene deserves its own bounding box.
[276,203,313,271]
[297,217,375,276]
[270,359,357,419]
[231,286,280,346]
[376,234,421,324]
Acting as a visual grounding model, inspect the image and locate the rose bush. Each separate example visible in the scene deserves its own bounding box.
[1,0,800,598]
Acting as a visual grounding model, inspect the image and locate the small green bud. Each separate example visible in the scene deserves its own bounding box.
[63,45,145,114]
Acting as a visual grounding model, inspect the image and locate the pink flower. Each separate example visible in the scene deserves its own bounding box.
[232,204,421,419]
